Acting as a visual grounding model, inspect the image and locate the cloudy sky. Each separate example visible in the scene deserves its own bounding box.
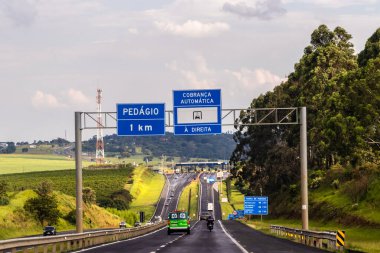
[0,0,379,142]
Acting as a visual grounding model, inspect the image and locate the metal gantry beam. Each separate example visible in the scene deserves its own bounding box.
[75,107,309,232]
[80,108,299,130]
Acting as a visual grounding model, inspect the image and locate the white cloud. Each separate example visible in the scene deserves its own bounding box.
[128,28,138,34]
[227,68,285,93]
[0,0,37,26]
[31,91,64,109]
[223,0,286,20]
[284,0,377,8]
[31,89,90,109]
[67,88,90,105]
[154,20,230,38]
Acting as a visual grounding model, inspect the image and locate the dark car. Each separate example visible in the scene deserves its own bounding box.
[200,211,210,220]
[119,221,127,228]
[43,226,56,236]
[134,222,142,227]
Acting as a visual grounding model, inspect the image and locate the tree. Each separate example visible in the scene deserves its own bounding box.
[0,181,9,205]
[83,187,96,204]
[24,181,60,226]
[358,28,380,67]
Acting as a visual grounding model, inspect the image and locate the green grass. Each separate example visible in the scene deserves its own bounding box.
[219,181,235,220]
[243,218,380,253]
[177,179,199,219]
[0,154,93,174]
[129,166,165,221]
[0,190,123,240]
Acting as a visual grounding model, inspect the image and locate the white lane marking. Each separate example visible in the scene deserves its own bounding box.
[160,173,171,218]
[71,226,171,253]
[218,220,250,253]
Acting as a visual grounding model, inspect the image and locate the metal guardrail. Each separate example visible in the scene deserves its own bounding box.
[270,225,342,251]
[0,221,166,253]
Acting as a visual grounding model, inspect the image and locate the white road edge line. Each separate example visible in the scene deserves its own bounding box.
[71,226,168,253]
[218,220,250,253]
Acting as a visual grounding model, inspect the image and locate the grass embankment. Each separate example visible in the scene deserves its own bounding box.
[222,179,380,253]
[219,180,244,219]
[128,166,165,221]
[0,154,92,174]
[177,178,199,219]
[0,190,122,240]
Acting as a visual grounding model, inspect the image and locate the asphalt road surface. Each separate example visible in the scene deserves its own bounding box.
[74,172,328,253]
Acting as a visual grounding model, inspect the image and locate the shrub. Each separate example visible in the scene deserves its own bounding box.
[83,187,96,204]
[331,179,339,189]
[343,175,369,202]
[0,196,9,205]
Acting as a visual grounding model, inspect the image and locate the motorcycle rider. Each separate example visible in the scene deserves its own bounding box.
[206,215,214,229]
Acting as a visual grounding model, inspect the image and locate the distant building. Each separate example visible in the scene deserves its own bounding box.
[29,145,37,149]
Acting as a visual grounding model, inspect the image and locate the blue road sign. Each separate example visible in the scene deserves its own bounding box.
[173,89,221,135]
[117,103,165,136]
[244,196,268,215]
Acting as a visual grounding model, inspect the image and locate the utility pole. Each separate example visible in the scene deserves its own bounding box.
[300,107,309,230]
[75,112,83,233]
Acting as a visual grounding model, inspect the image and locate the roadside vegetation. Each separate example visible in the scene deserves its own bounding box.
[128,166,165,221]
[0,164,167,239]
[177,177,199,220]
[227,25,380,252]
[222,178,380,252]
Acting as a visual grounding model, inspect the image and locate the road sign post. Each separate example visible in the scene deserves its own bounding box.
[117,103,165,136]
[173,89,221,135]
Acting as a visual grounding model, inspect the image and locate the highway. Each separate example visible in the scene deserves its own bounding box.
[73,172,328,253]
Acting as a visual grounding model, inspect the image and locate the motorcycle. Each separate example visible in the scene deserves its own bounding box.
[207,222,214,232]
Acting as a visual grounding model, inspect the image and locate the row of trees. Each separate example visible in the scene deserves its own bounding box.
[230,25,380,197]
[83,133,235,160]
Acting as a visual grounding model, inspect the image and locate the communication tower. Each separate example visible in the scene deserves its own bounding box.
[96,89,104,164]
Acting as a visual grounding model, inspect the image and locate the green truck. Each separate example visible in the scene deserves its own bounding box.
[167,210,191,235]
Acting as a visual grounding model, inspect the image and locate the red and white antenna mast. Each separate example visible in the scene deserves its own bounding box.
[96,89,104,164]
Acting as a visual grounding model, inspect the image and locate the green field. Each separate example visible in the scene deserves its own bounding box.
[128,166,165,221]
[177,178,199,219]
[1,165,134,201]
[0,154,93,174]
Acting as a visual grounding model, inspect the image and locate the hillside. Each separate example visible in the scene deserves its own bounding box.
[0,190,122,239]
[82,132,235,160]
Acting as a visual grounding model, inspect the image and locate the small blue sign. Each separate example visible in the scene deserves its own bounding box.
[117,103,165,136]
[173,89,221,135]
[244,196,268,215]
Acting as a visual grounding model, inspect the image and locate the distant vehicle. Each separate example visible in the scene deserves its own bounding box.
[119,221,127,228]
[146,221,153,225]
[207,203,214,211]
[154,216,162,222]
[134,222,142,227]
[167,210,190,235]
[43,226,56,236]
[175,168,180,174]
[200,211,210,220]
[165,202,169,206]
[170,192,175,197]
